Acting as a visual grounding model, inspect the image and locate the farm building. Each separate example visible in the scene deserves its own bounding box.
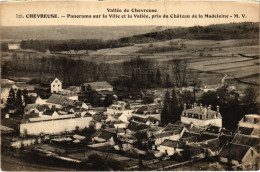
[81,81,113,92]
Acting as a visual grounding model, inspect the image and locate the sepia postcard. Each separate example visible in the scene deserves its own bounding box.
[0,1,259,171]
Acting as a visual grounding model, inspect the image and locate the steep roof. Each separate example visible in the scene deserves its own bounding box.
[154,132,173,139]
[163,124,185,134]
[181,132,200,138]
[238,127,254,135]
[93,130,116,140]
[82,81,113,90]
[205,125,221,134]
[232,134,260,147]
[219,143,251,161]
[160,139,185,148]
[200,139,224,152]
[198,133,218,142]
[46,94,75,105]
[127,122,149,131]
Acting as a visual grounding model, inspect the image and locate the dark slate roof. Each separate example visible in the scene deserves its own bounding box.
[43,110,55,116]
[238,127,254,135]
[130,116,148,123]
[219,135,234,145]
[97,130,116,140]
[219,143,251,161]
[232,134,260,147]
[181,132,200,138]
[180,136,198,143]
[160,139,185,148]
[187,145,205,156]
[36,104,50,112]
[127,122,150,131]
[200,139,223,152]
[154,132,173,139]
[205,126,221,134]
[198,133,218,142]
[46,94,69,105]
[189,127,205,134]
[46,94,75,106]
[163,124,185,134]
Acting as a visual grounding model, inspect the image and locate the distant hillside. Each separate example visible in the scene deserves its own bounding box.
[119,22,259,43]
[0,25,172,41]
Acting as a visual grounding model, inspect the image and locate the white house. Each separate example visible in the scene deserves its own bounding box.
[156,139,186,156]
[181,104,222,128]
[238,114,260,129]
[51,78,62,93]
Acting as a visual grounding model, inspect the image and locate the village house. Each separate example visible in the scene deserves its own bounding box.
[151,132,176,146]
[162,123,189,141]
[232,134,260,149]
[126,121,150,134]
[106,101,134,117]
[200,138,224,157]
[156,139,186,156]
[51,78,63,94]
[81,81,113,92]
[238,114,260,129]
[46,94,76,108]
[181,103,222,128]
[218,143,258,169]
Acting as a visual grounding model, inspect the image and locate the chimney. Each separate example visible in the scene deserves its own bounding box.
[184,103,186,110]
[209,105,211,110]
[194,102,197,107]
[192,105,194,108]
[200,104,202,111]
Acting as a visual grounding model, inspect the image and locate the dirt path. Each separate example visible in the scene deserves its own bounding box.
[221,74,228,86]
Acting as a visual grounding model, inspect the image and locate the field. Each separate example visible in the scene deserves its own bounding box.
[2,38,259,91]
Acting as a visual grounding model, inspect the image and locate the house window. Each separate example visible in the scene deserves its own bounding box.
[53,85,55,87]
[58,84,60,87]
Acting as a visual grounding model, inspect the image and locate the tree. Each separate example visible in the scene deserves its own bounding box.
[15,89,24,115]
[103,95,115,107]
[242,86,259,105]
[6,87,16,110]
[161,90,171,125]
[165,74,172,88]
[155,68,162,86]
[22,89,29,106]
[170,87,181,123]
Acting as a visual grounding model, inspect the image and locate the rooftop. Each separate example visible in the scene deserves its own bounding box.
[160,139,186,148]
[82,81,113,90]
[219,143,251,161]
[46,94,75,106]
[232,134,260,147]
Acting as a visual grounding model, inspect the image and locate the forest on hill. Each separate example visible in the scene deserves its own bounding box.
[2,22,259,52]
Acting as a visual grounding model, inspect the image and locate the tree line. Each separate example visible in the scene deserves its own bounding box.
[160,85,259,129]
[20,39,133,52]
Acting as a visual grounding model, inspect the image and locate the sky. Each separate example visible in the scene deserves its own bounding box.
[0,1,259,27]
